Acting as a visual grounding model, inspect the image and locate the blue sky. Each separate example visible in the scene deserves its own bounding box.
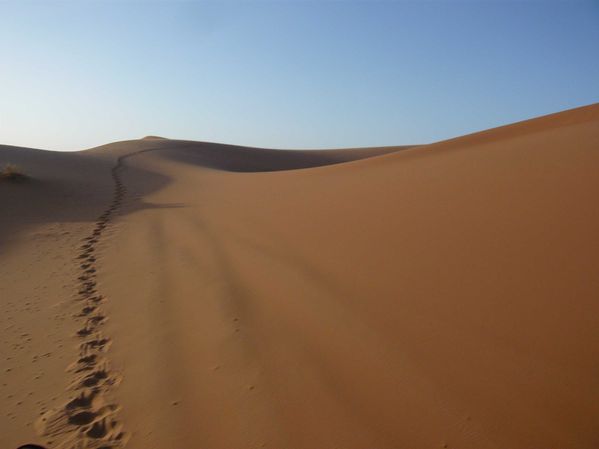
[0,0,598,151]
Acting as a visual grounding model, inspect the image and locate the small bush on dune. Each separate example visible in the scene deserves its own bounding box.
[0,163,27,181]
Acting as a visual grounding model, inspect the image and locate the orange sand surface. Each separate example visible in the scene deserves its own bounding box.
[1,104,598,448]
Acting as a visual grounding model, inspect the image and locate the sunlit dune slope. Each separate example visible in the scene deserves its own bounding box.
[102,104,599,449]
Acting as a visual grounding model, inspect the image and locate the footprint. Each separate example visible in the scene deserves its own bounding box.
[85,315,106,328]
[86,416,122,439]
[68,411,96,425]
[80,369,109,388]
[81,338,110,351]
[65,390,100,410]
[77,327,93,337]
[79,306,96,316]
[69,355,98,373]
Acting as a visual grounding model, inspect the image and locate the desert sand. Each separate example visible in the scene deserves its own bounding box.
[1,103,598,449]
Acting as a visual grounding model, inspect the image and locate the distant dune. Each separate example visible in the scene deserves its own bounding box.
[1,103,598,449]
[141,135,168,140]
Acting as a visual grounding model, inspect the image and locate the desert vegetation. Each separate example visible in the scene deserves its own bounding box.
[0,163,27,181]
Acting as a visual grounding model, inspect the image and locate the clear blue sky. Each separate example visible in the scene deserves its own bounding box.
[1,0,598,151]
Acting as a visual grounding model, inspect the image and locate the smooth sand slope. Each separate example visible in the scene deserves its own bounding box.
[1,104,598,449]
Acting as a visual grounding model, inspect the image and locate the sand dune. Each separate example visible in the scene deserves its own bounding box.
[1,103,598,449]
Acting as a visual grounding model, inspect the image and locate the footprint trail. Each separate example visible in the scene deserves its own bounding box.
[36,156,130,449]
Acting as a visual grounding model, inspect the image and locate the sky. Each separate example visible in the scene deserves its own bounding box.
[0,0,598,151]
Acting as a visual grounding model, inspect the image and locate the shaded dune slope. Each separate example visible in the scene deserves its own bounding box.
[86,139,412,172]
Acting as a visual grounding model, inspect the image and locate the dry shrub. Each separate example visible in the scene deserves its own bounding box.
[0,163,27,181]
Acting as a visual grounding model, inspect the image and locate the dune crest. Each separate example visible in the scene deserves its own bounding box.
[141,136,168,141]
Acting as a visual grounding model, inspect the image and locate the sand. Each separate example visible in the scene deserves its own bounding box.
[1,103,598,449]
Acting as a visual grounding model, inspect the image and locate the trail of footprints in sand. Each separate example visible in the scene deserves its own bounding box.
[36,158,129,449]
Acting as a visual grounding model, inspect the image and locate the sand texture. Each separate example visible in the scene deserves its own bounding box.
[1,104,598,448]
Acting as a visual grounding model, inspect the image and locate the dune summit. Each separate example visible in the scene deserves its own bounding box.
[1,103,598,449]
[141,136,168,141]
